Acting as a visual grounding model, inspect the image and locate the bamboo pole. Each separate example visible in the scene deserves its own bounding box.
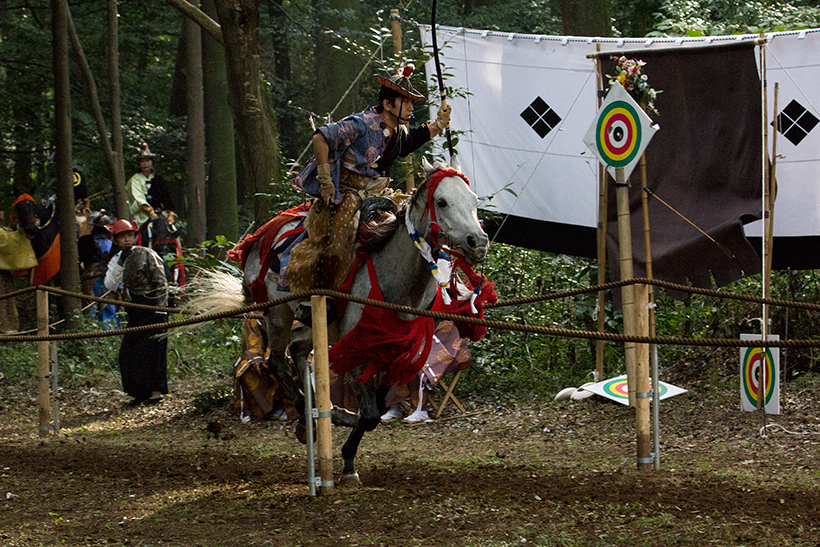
[595,47,606,383]
[640,152,660,470]
[390,9,402,57]
[391,8,415,193]
[759,84,779,415]
[37,289,50,437]
[311,295,334,495]
[759,38,769,414]
[635,155,652,471]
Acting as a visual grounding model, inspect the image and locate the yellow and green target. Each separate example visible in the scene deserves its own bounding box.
[741,347,775,406]
[601,377,667,402]
[596,100,642,167]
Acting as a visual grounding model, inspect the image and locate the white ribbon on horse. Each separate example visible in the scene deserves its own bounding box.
[405,207,453,305]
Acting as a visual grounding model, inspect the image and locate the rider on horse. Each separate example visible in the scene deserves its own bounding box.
[287,64,452,293]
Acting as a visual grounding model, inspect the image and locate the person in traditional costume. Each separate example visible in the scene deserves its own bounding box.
[126,143,185,291]
[126,143,176,226]
[287,64,452,292]
[104,219,169,406]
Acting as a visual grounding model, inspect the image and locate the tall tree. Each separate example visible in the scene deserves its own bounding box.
[184,7,206,244]
[108,0,128,219]
[52,0,81,318]
[561,0,612,36]
[66,9,125,214]
[312,0,364,118]
[214,0,281,228]
[202,0,238,242]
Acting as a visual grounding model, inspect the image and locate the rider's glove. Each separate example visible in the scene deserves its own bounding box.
[316,163,335,205]
[429,103,452,137]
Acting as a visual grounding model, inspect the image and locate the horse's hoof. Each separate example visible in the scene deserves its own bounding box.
[294,420,316,445]
[340,473,361,487]
[295,421,307,445]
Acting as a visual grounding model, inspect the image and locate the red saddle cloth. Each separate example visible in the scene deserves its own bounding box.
[227,203,310,305]
[329,252,441,387]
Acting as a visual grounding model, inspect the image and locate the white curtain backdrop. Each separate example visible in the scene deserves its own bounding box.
[421,26,820,243]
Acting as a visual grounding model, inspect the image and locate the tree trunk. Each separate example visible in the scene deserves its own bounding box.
[184,7,206,244]
[52,0,81,319]
[213,0,281,229]
[202,0,238,242]
[265,0,299,156]
[312,0,363,118]
[561,0,612,37]
[108,0,129,219]
[66,9,121,204]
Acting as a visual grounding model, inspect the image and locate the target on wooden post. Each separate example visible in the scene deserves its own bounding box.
[583,81,658,181]
[739,334,780,414]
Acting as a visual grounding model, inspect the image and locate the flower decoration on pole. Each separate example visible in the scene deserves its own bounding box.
[608,56,661,115]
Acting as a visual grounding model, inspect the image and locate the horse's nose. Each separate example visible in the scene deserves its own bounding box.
[466,231,489,253]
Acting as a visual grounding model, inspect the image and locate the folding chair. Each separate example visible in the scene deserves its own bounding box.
[426,368,468,419]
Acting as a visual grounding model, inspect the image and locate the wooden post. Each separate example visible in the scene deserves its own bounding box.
[37,289,50,437]
[634,281,652,471]
[390,8,402,56]
[614,167,637,407]
[311,295,334,494]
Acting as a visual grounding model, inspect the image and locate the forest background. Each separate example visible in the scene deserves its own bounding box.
[3,0,820,396]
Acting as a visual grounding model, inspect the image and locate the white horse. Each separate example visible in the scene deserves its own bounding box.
[185,157,489,484]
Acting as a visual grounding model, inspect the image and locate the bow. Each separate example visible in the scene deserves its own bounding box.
[430,0,454,158]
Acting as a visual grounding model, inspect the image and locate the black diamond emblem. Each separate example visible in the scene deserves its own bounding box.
[777,99,819,146]
[521,97,562,139]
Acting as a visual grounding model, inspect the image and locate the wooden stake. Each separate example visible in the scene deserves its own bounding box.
[615,167,637,407]
[311,295,334,494]
[37,289,50,437]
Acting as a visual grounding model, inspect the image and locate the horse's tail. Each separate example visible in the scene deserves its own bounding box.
[176,268,248,331]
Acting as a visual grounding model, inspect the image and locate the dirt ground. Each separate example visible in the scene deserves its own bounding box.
[1,367,819,547]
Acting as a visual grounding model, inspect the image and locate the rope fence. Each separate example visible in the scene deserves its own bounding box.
[2,278,820,348]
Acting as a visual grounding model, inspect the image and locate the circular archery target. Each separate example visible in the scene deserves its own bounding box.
[596,101,642,167]
[741,348,775,406]
[601,377,667,402]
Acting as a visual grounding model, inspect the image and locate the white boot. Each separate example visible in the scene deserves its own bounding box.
[403,380,429,423]
[380,404,404,422]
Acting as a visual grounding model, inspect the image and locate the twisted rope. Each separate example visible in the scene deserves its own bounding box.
[2,286,819,348]
[2,278,820,347]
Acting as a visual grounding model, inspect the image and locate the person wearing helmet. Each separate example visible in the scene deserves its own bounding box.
[104,219,169,406]
[287,64,451,292]
[126,143,176,226]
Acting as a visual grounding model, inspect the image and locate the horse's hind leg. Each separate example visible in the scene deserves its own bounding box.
[265,305,307,434]
[340,378,387,486]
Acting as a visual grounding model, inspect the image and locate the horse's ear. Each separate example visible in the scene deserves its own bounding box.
[421,157,435,178]
[449,155,461,173]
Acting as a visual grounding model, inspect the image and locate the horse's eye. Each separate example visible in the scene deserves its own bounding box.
[436,198,448,208]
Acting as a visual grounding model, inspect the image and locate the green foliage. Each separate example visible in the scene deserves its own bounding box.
[461,242,623,398]
[647,0,820,36]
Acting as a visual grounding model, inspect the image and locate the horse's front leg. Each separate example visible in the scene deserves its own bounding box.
[340,374,387,486]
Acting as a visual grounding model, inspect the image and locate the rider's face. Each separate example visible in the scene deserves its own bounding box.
[385,97,414,125]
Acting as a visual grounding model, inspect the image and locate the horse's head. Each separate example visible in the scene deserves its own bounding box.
[412,157,489,265]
